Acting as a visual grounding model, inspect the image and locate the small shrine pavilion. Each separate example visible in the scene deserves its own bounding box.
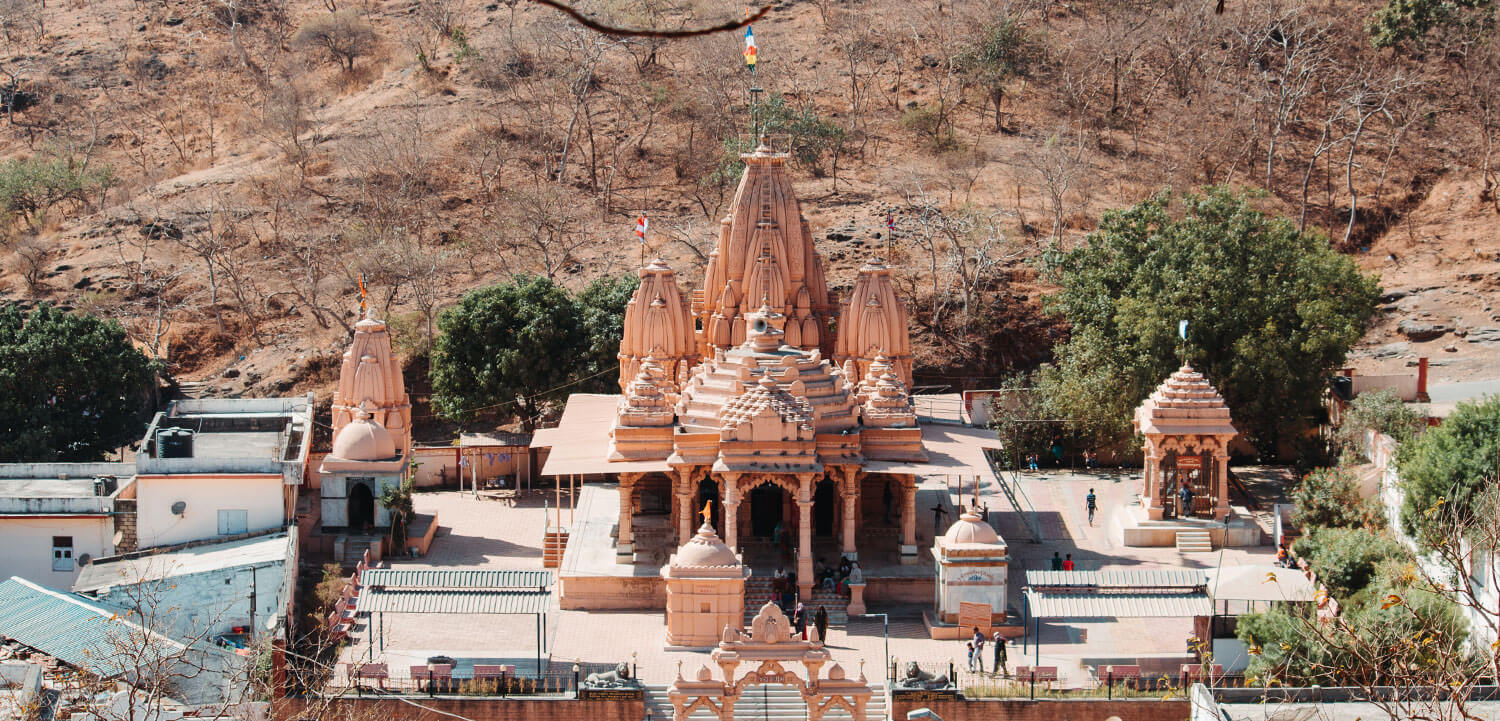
[1132,365,1238,523]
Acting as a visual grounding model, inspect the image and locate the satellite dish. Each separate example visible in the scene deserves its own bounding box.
[77,553,92,567]
[170,501,187,516]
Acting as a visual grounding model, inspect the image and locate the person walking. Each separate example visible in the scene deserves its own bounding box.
[1086,488,1097,526]
[794,602,807,640]
[972,630,985,673]
[992,632,1007,677]
[931,504,949,537]
[1050,551,1063,571]
[1179,482,1193,518]
[814,605,829,644]
[966,642,976,672]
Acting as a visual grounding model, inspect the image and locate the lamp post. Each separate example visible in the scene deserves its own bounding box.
[859,613,890,683]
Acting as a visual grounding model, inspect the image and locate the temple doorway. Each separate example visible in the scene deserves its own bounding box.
[750,484,786,539]
[697,478,721,532]
[348,483,375,529]
[813,478,837,537]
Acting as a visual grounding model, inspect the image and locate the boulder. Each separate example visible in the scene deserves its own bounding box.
[1397,319,1448,342]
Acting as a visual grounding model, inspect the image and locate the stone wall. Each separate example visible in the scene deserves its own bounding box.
[114,497,138,552]
[274,696,643,721]
[890,696,1190,721]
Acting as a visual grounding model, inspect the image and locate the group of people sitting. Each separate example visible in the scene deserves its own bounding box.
[815,557,864,595]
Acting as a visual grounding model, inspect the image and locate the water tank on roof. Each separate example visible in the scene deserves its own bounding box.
[158,427,194,458]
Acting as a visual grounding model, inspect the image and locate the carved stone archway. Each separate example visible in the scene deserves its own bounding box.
[668,602,874,721]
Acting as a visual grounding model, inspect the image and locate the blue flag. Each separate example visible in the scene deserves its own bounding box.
[1179,320,1188,340]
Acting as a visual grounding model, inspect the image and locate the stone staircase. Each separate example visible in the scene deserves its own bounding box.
[544,529,569,568]
[643,682,888,720]
[743,578,848,627]
[1175,530,1214,553]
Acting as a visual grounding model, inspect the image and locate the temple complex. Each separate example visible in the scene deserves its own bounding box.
[319,313,412,531]
[543,145,1001,611]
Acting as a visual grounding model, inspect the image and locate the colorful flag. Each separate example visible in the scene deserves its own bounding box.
[886,213,895,232]
[635,214,649,243]
[1179,319,1189,340]
[744,26,757,67]
[357,273,367,315]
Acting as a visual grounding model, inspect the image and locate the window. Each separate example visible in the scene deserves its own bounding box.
[217,509,248,535]
[52,537,73,572]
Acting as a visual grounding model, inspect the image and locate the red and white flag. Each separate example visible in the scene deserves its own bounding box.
[635,214,649,243]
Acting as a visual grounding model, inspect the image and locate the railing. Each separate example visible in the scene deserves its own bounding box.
[339,672,581,698]
[985,450,1043,543]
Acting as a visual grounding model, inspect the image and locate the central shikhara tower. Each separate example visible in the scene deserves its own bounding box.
[608,146,927,599]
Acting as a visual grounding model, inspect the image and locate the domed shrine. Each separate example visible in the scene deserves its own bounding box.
[319,313,411,531]
[545,145,979,608]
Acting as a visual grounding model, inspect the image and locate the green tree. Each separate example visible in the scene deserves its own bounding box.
[1291,466,1385,531]
[0,149,115,231]
[1397,396,1500,542]
[1293,525,1405,598]
[1334,387,1426,457]
[377,478,415,550]
[1038,188,1380,453]
[712,93,846,182]
[0,303,158,461]
[574,273,640,394]
[430,275,587,432]
[1369,0,1493,49]
[958,14,1039,132]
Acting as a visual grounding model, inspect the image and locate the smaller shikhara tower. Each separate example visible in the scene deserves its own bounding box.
[609,145,927,598]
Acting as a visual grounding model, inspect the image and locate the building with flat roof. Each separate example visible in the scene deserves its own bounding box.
[74,529,298,644]
[0,462,133,590]
[133,396,313,549]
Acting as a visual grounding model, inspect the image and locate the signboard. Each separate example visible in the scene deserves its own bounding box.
[578,687,645,701]
[1176,456,1203,470]
[957,601,992,633]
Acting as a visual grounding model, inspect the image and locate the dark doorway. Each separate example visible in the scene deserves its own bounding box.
[348,482,375,529]
[696,478,721,532]
[750,484,785,538]
[813,478,837,536]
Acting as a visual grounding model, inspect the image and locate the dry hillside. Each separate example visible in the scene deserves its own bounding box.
[2,0,1498,423]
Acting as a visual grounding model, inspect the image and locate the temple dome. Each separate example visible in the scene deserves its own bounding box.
[666,523,744,576]
[942,509,1000,545]
[331,414,397,461]
[1133,364,1238,438]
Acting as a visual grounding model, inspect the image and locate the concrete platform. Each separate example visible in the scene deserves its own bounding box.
[1119,501,1262,547]
[558,484,947,610]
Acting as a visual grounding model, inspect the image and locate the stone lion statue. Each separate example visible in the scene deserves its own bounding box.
[584,662,635,687]
[896,661,950,690]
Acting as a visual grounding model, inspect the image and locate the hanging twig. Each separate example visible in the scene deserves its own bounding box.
[529,0,769,38]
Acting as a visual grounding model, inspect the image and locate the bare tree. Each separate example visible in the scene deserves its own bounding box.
[1021,127,1091,245]
[293,11,379,72]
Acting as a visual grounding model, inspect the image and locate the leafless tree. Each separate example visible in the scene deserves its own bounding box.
[1021,126,1091,245]
[293,11,379,72]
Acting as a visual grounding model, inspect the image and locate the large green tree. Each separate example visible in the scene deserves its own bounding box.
[1397,396,1500,542]
[430,274,637,432]
[0,303,158,461]
[575,273,640,394]
[1038,188,1380,453]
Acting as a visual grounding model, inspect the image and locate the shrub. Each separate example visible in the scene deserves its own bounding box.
[1293,526,1405,599]
[1335,387,1424,456]
[1397,396,1500,544]
[0,150,115,230]
[1291,466,1383,531]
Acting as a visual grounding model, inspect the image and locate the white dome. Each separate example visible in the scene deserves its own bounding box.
[668,523,741,572]
[942,510,1000,545]
[331,416,397,461]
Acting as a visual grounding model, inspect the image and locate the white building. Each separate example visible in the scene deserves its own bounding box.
[73,529,298,643]
[0,462,132,590]
[133,397,312,549]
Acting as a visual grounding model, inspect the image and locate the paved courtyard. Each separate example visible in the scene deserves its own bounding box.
[340,466,1282,688]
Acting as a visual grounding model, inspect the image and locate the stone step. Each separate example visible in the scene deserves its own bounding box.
[1175,530,1214,553]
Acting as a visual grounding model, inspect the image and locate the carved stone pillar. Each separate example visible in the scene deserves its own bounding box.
[724,480,741,553]
[1144,450,1165,520]
[797,475,815,599]
[618,473,640,562]
[840,491,858,560]
[900,479,917,562]
[1214,450,1232,522]
[677,491,694,545]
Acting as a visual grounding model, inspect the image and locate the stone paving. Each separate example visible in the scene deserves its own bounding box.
[339,469,1283,688]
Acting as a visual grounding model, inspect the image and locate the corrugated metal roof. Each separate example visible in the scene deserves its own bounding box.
[359,589,552,614]
[73,532,292,593]
[0,576,187,677]
[360,569,552,590]
[1025,569,1206,589]
[1025,589,1213,618]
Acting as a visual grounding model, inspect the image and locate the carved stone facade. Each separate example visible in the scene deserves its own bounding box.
[322,314,410,531]
[331,313,412,456]
[668,602,874,721]
[608,146,930,598]
[663,521,749,648]
[1133,365,1238,522]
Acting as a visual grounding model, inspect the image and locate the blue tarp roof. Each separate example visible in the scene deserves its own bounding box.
[0,576,186,678]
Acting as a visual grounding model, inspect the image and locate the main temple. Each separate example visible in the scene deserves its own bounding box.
[541,145,1001,610]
